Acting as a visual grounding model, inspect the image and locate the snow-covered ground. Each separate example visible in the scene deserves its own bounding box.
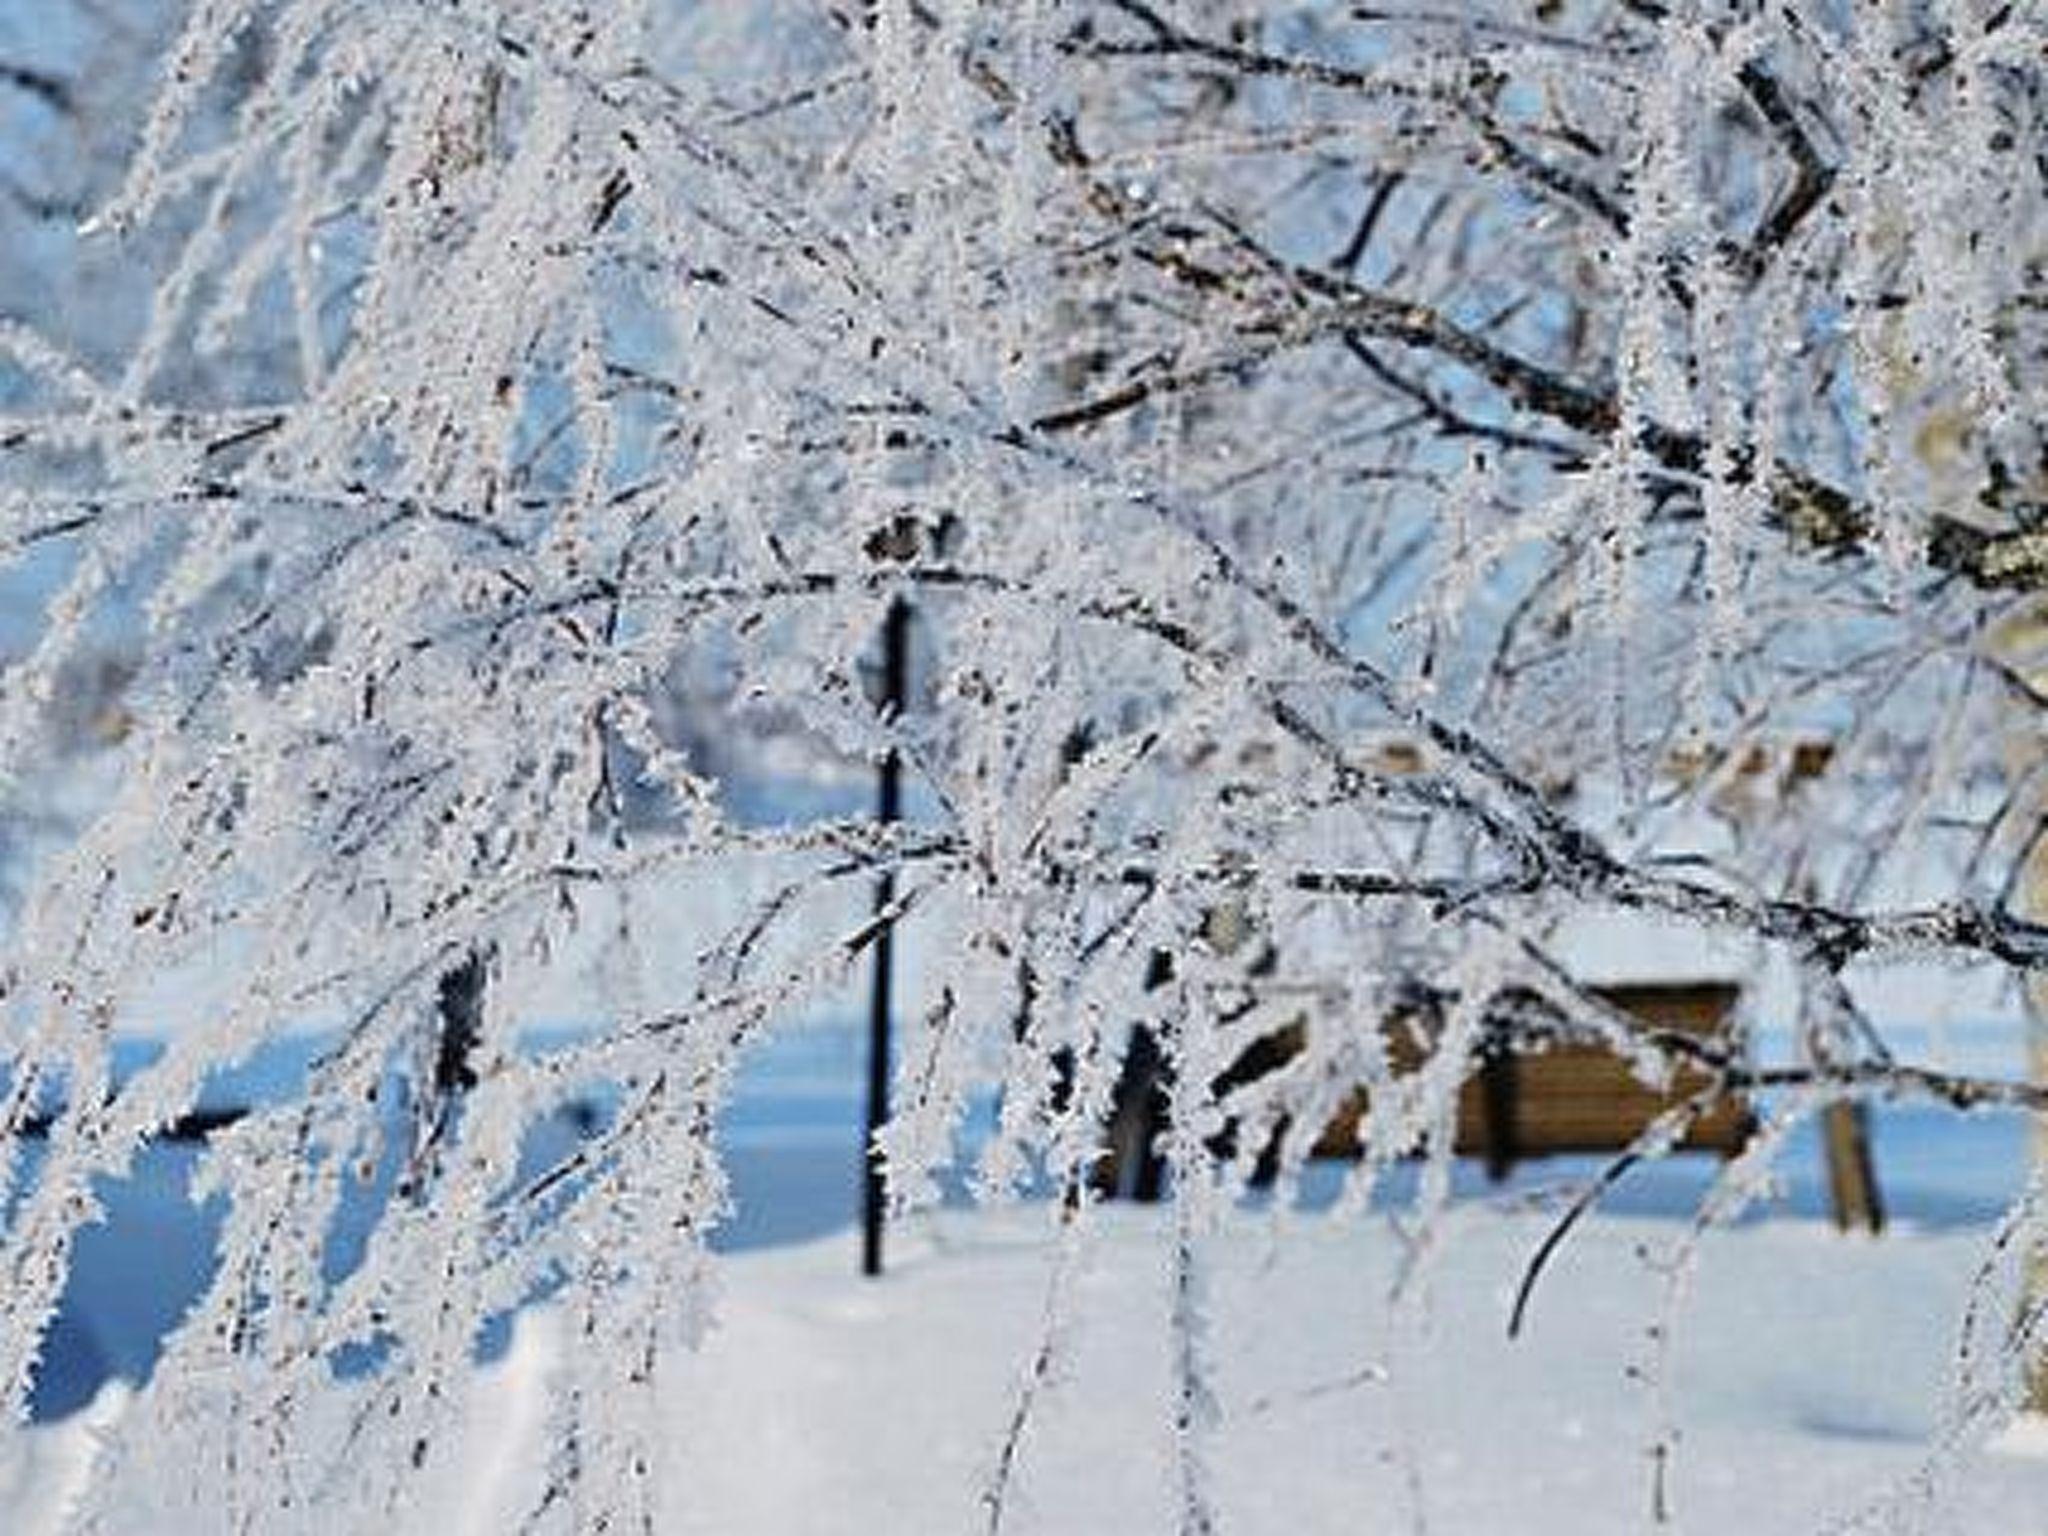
[644,1208,2048,1536]
[10,1016,2047,1531]
[19,1019,2040,1415]
[12,1202,2048,1534]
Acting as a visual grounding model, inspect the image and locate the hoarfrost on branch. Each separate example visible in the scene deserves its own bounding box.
[0,0,2043,1527]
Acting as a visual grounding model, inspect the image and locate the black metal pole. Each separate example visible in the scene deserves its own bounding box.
[862,597,910,1277]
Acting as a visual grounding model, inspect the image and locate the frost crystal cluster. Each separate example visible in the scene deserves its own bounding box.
[0,0,2043,1529]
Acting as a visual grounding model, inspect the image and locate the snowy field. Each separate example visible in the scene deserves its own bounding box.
[10,1203,2048,1535]
[15,1020,2044,1414]
[7,1020,2048,1533]
[595,1208,2048,1536]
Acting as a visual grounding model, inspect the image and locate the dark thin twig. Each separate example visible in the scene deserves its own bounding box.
[1507,1087,1723,1339]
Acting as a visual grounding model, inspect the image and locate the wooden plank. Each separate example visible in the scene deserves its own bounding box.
[1294,982,1753,1164]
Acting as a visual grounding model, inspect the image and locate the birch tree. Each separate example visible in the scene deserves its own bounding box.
[0,0,2043,1527]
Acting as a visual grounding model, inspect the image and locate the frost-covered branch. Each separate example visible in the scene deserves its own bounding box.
[0,0,2040,1523]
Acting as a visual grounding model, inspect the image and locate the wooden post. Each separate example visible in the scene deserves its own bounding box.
[1478,1040,1518,1184]
[1820,1101,1883,1235]
[433,950,487,1100]
[862,597,910,1278]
